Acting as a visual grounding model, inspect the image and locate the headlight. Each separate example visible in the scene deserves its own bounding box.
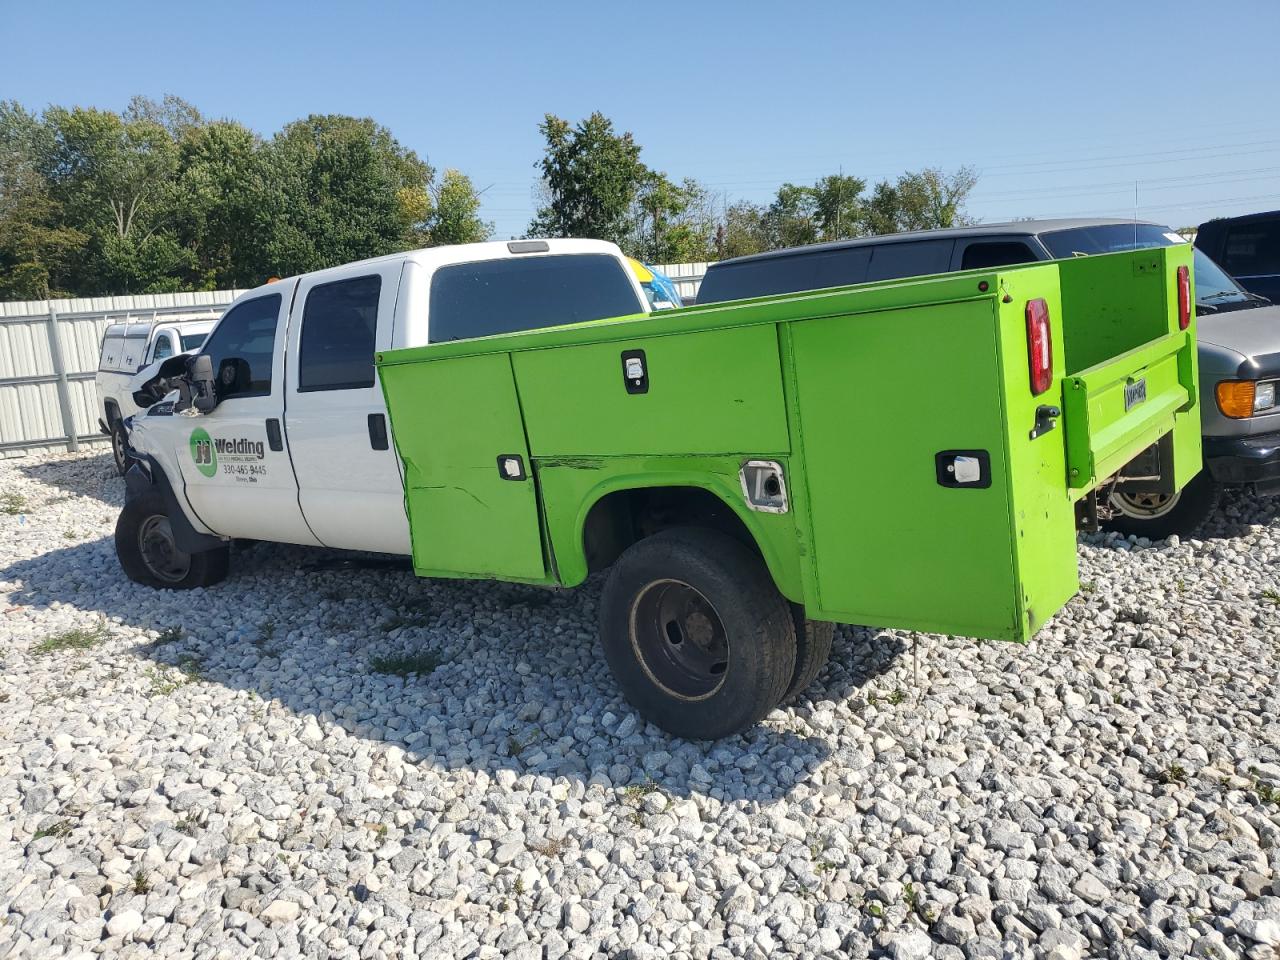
[1217,379,1278,418]
[1256,380,1277,412]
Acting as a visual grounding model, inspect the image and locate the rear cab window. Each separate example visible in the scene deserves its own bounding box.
[298,275,382,392]
[427,254,640,343]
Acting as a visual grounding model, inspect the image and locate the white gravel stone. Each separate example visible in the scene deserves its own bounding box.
[2,448,1279,960]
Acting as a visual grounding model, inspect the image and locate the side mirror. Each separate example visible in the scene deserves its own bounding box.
[188,354,217,413]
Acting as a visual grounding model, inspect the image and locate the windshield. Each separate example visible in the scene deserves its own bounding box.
[1039,224,1256,313]
[180,333,208,351]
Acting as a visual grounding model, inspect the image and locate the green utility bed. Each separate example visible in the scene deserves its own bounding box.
[377,246,1199,645]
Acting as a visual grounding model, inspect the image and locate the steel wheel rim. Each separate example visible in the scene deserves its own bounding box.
[137,515,191,583]
[629,579,729,701]
[1110,488,1182,520]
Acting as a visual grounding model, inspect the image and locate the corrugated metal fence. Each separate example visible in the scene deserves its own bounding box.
[0,291,243,457]
[0,263,711,459]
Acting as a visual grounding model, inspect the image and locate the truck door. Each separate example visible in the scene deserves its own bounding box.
[175,287,320,546]
[284,262,411,554]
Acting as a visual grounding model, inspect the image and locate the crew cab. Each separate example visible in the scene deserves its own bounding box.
[97,318,214,473]
[117,238,648,560]
[116,239,1200,739]
[698,218,1280,537]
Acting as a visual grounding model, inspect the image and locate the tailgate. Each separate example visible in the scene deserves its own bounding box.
[1062,330,1194,491]
[1052,245,1201,494]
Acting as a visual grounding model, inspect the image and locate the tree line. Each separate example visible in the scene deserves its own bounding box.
[0,98,979,299]
[0,95,491,298]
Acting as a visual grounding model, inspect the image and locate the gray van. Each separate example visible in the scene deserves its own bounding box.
[696,219,1280,538]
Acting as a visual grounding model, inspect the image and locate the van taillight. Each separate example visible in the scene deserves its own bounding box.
[1026,298,1052,396]
[1177,265,1191,330]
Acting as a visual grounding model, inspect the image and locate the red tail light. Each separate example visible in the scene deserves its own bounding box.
[1176,264,1191,330]
[1026,298,1052,396]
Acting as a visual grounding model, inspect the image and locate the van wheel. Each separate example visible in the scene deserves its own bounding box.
[110,418,129,476]
[598,527,796,739]
[1105,471,1221,540]
[115,491,229,589]
[781,607,835,705]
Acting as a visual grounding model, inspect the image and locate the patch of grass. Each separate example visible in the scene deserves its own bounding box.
[886,688,907,706]
[176,654,204,681]
[1250,769,1280,806]
[153,626,183,647]
[33,820,72,841]
[513,875,525,896]
[1079,580,1096,594]
[132,871,151,895]
[506,728,542,757]
[174,816,199,836]
[1262,588,1280,606]
[63,529,78,540]
[34,624,110,656]
[146,656,202,696]
[528,836,568,857]
[364,822,388,838]
[903,881,919,911]
[864,900,883,918]
[369,650,440,678]
[1,492,27,515]
[1157,763,1189,785]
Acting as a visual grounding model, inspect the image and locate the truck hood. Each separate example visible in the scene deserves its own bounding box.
[1198,303,1280,363]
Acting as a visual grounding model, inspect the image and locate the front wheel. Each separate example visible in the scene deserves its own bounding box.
[115,491,229,589]
[599,527,796,739]
[110,419,129,476]
[1104,470,1221,540]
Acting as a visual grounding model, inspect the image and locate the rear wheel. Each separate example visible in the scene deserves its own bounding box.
[1105,471,1221,540]
[782,607,835,705]
[599,527,796,739]
[115,490,229,589]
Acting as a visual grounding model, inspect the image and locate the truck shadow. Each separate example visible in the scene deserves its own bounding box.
[1,535,905,805]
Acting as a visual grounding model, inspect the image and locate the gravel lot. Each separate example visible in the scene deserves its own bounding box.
[1,448,1278,960]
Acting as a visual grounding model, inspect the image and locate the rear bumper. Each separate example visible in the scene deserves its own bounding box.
[1204,429,1280,493]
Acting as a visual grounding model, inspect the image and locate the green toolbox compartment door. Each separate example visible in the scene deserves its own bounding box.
[378,351,547,582]
[789,299,1026,641]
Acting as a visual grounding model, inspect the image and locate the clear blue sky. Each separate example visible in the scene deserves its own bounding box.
[4,0,1278,242]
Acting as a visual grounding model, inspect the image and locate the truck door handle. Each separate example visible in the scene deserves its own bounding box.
[1029,405,1061,440]
[265,418,283,451]
[368,413,389,450]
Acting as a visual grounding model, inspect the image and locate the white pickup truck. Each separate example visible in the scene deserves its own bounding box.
[97,317,215,473]
[115,239,649,587]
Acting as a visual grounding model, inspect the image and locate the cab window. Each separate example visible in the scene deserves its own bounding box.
[298,275,382,392]
[200,294,282,400]
[150,334,175,362]
[960,241,1038,270]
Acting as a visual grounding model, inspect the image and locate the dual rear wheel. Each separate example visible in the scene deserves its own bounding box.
[599,527,832,739]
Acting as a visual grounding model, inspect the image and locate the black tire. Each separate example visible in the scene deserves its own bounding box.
[599,527,796,740]
[110,417,129,476]
[115,490,230,589]
[781,606,835,705]
[1104,470,1222,540]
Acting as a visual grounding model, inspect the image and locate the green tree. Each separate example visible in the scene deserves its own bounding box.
[811,173,867,241]
[714,200,769,259]
[0,101,85,298]
[529,112,645,246]
[629,173,715,264]
[762,183,820,249]
[257,114,435,277]
[430,169,491,245]
[865,166,978,235]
